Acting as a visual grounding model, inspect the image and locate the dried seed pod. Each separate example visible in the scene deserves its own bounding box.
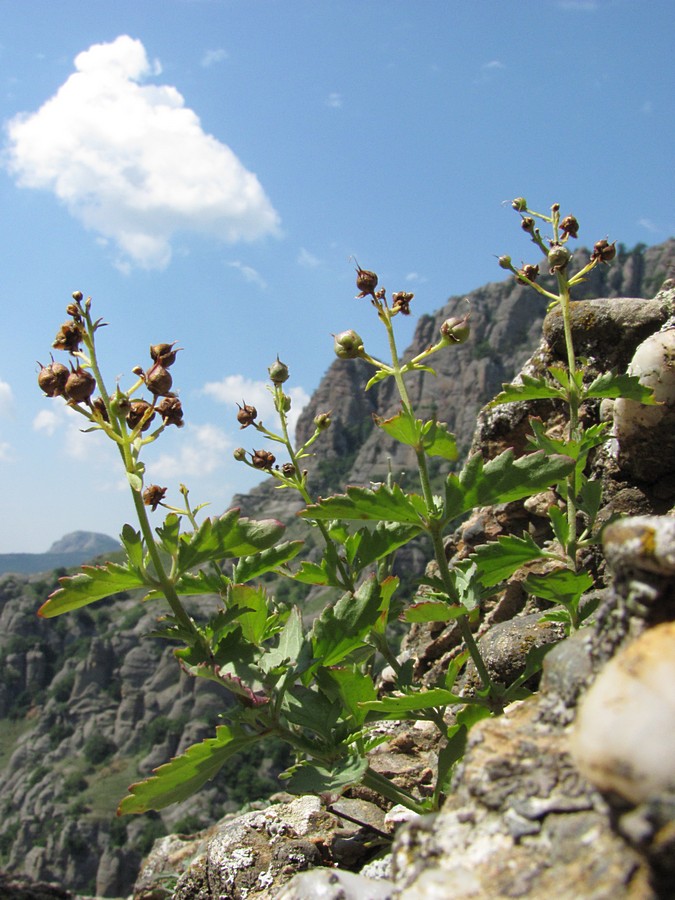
[145,364,173,397]
[560,215,579,239]
[52,320,83,354]
[37,360,69,397]
[355,264,378,299]
[156,396,184,427]
[64,367,96,404]
[251,449,276,470]
[150,342,180,367]
[392,292,414,316]
[126,400,156,432]
[236,402,258,428]
[517,263,540,283]
[143,484,167,511]
[591,239,616,264]
[281,462,297,478]
[91,397,109,422]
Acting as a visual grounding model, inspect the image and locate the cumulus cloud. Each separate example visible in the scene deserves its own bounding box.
[202,374,310,441]
[150,423,232,479]
[5,35,280,269]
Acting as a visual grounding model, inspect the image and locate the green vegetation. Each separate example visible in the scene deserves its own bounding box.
[34,201,654,821]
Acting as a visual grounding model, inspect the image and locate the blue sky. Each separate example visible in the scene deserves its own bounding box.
[1,0,673,552]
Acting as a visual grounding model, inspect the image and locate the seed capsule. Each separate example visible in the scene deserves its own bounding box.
[145,364,173,397]
[156,396,184,427]
[52,321,83,354]
[547,243,572,274]
[64,367,96,404]
[143,484,167,511]
[333,330,365,360]
[37,360,69,397]
[251,449,276,470]
[512,197,528,212]
[126,400,156,432]
[440,314,471,344]
[236,402,258,428]
[268,357,290,385]
[591,239,617,264]
[355,264,378,299]
[560,215,579,239]
[150,342,180,367]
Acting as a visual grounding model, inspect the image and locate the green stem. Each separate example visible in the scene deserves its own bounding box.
[556,272,580,566]
[362,766,429,814]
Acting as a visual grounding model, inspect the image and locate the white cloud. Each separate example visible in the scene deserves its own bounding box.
[150,423,232,479]
[202,374,310,441]
[298,247,321,268]
[228,260,267,289]
[638,217,660,234]
[201,48,228,68]
[0,380,14,416]
[0,441,12,462]
[5,35,280,270]
[326,92,343,109]
[482,60,505,71]
[33,408,62,436]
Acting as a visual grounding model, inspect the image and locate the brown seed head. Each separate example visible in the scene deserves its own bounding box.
[145,363,173,397]
[156,396,184,427]
[251,449,276,470]
[355,264,378,299]
[64,367,96,404]
[53,320,83,354]
[560,215,579,240]
[236,402,258,428]
[91,397,109,422]
[150,342,180,367]
[281,462,297,478]
[143,484,167,511]
[392,292,414,315]
[37,359,70,397]
[591,239,617,264]
[517,264,540,284]
[520,217,535,234]
[126,400,156,432]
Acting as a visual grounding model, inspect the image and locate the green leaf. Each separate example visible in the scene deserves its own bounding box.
[260,606,305,675]
[489,373,565,406]
[283,685,341,739]
[38,564,147,617]
[471,532,548,588]
[300,483,427,525]
[233,541,304,582]
[585,371,658,403]
[284,753,369,796]
[365,368,393,390]
[118,725,261,814]
[402,600,470,623]
[547,504,570,549]
[444,449,575,525]
[177,510,285,571]
[311,577,383,668]
[228,584,269,644]
[374,411,423,447]
[523,567,593,606]
[325,667,378,727]
[292,561,332,586]
[422,420,458,460]
[126,471,143,492]
[120,524,143,571]
[155,513,180,557]
[352,522,421,570]
[360,687,461,720]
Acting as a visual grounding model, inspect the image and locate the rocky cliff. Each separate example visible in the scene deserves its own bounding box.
[0,239,672,897]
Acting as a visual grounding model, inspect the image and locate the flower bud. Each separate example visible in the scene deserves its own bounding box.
[440,314,471,344]
[145,364,173,397]
[520,217,535,234]
[268,357,290,385]
[355,264,378,299]
[66,303,81,319]
[251,449,276,470]
[143,484,167,511]
[547,243,572,274]
[37,360,69,397]
[150,342,180,368]
[53,321,83,354]
[64,367,96,404]
[156,396,184,427]
[512,197,528,212]
[71,291,83,303]
[233,447,247,461]
[498,255,512,270]
[560,215,579,239]
[236,402,257,428]
[277,392,292,413]
[126,400,156,432]
[314,412,332,430]
[591,239,617,264]
[333,329,364,360]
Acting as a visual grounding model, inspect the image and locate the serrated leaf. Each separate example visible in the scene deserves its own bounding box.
[402,600,470,623]
[284,753,369,796]
[292,561,332,586]
[352,522,420,570]
[360,687,461,719]
[311,577,382,667]
[548,504,570,549]
[489,374,565,406]
[422,420,458,460]
[118,725,260,814]
[326,667,378,726]
[120,524,143,570]
[374,411,423,447]
[444,449,575,524]
[261,606,305,675]
[228,584,269,644]
[300,483,427,525]
[38,564,147,617]
[471,533,549,588]
[177,510,285,571]
[233,541,304,583]
[283,685,342,739]
[585,371,658,403]
[144,569,228,603]
[523,567,593,606]
[155,513,180,557]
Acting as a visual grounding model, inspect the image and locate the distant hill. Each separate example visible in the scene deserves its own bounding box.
[0,531,120,576]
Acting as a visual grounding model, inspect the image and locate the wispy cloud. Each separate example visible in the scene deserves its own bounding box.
[228,260,267,289]
[202,374,310,441]
[326,92,343,109]
[201,48,228,68]
[150,423,232,479]
[474,59,505,85]
[0,379,14,417]
[5,35,280,270]
[638,217,661,234]
[298,247,321,268]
